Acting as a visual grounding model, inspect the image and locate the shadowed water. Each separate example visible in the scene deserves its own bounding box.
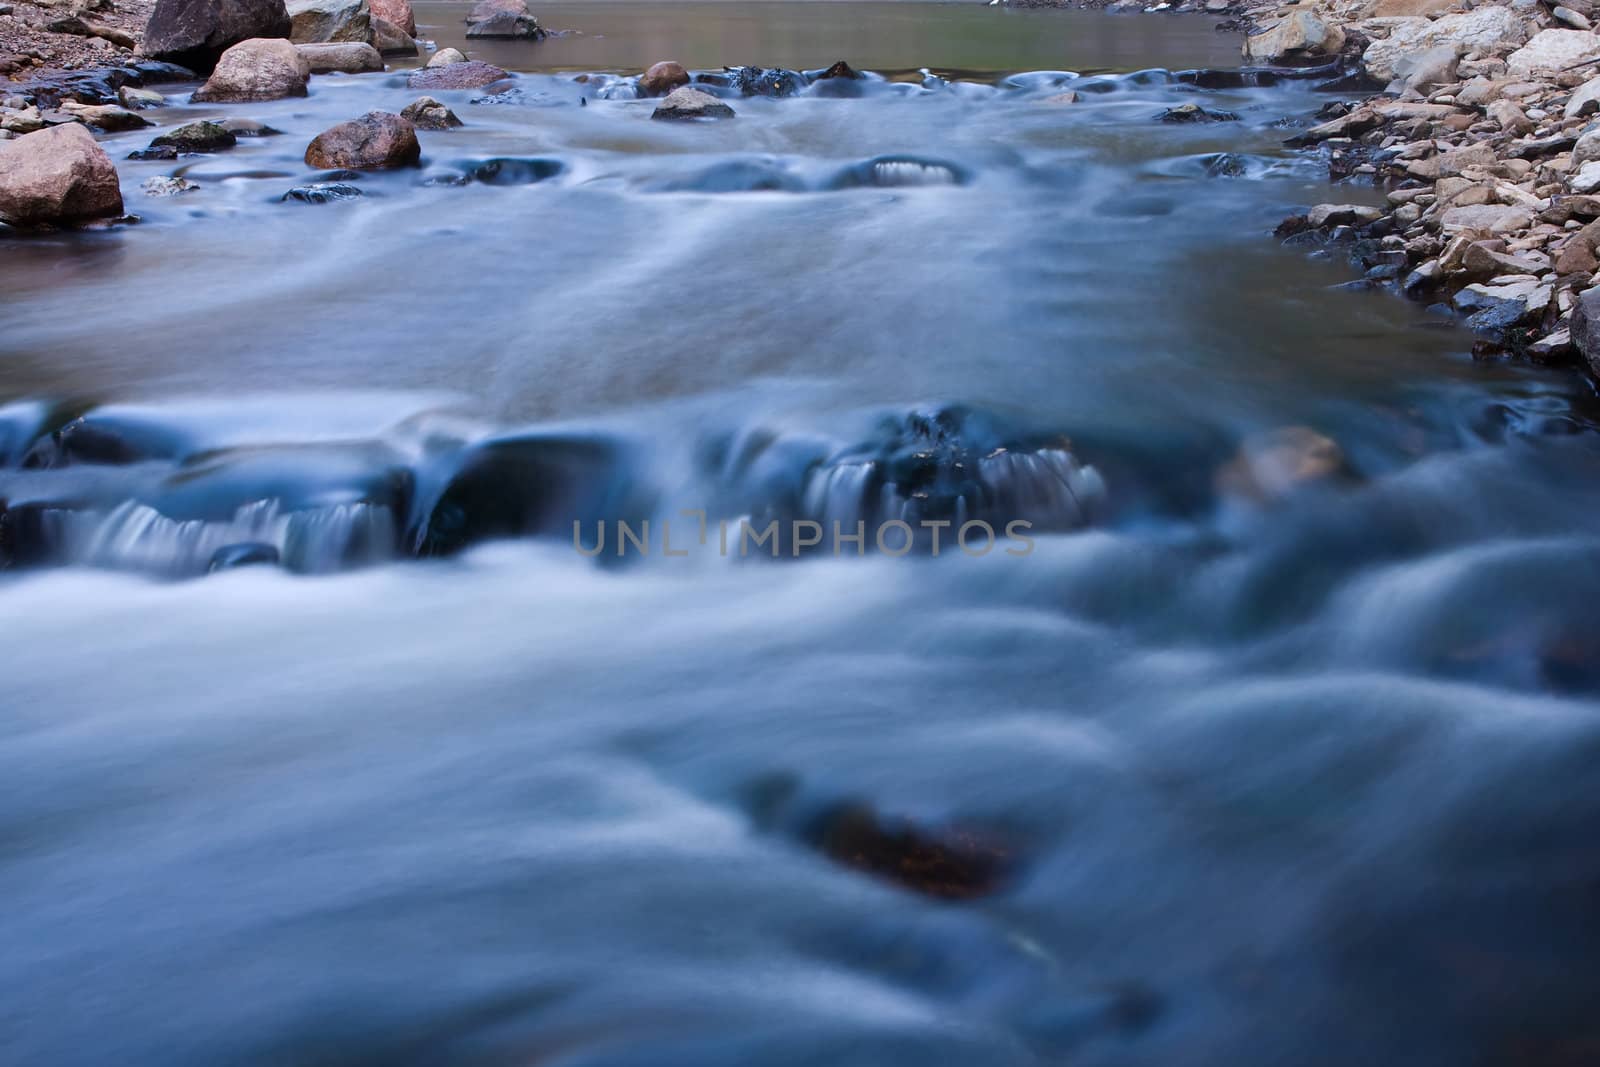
[2,7,1600,1065]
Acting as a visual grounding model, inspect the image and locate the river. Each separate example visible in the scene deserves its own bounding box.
[2,3,1599,1064]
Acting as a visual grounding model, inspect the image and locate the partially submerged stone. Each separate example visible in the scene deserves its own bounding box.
[0,123,124,228]
[407,60,509,90]
[296,42,383,73]
[400,96,462,130]
[142,175,199,196]
[639,60,689,97]
[191,37,310,102]
[651,86,735,121]
[150,119,237,151]
[304,110,420,169]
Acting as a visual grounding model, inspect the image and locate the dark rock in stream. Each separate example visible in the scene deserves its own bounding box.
[400,97,462,130]
[805,803,1017,901]
[208,542,280,571]
[221,118,284,138]
[727,65,805,98]
[150,120,237,153]
[128,146,180,161]
[469,157,563,185]
[1159,103,1240,124]
[142,0,294,74]
[465,10,545,39]
[281,182,364,203]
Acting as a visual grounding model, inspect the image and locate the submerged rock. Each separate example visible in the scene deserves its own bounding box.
[831,155,967,189]
[141,0,293,74]
[142,175,200,196]
[400,96,462,129]
[651,87,735,121]
[805,802,1016,901]
[191,37,310,102]
[1159,102,1239,123]
[150,119,237,152]
[0,123,124,228]
[281,181,364,202]
[1216,426,1344,501]
[639,60,689,97]
[470,157,562,184]
[304,111,419,170]
[727,65,805,97]
[296,42,383,73]
[816,59,860,81]
[286,0,370,43]
[128,145,179,161]
[208,542,280,572]
[407,60,509,90]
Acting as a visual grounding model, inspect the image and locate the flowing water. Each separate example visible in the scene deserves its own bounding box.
[3,4,1600,1064]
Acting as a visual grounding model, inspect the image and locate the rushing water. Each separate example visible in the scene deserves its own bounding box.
[4,5,1600,1064]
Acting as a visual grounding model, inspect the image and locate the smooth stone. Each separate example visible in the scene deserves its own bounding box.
[304,110,419,169]
[400,95,461,129]
[141,0,292,74]
[651,86,735,120]
[371,17,417,56]
[1362,8,1527,84]
[221,117,283,137]
[465,11,544,38]
[639,60,689,97]
[1242,10,1344,63]
[119,87,168,110]
[407,60,508,90]
[1568,74,1600,118]
[427,47,466,67]
[1555,6,1593,30]
[191,37,311,102]
[369,0,414,35]
[1307,203,1383,227]
[142,175,200,196]
[0,123,124,227]
[151,119,237,151]
[58,102,153,131]
[296,42,383,73]
[128,145,179,160]
[286,0,370,43]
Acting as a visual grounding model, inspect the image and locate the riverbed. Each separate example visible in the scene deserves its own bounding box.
[2,5,1599,1064]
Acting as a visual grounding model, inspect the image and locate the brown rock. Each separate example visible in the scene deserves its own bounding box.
[191,37,309,102]
[400,95,461,129]
[141,0,293,75]
[304,110,419,169]
[295,41,382,72]
[1555,219,1600,273]
[639,60,689,97]
[369,0,414,35]
[0,122,123,227]
[1217,427,1345,501]
[371,17,416,56]
[406,60,509,90]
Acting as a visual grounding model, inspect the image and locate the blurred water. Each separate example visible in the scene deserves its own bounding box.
[2,8,1600,1065]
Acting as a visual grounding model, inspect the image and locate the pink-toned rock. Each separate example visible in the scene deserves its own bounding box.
[0,122,124,227]
[304,110,419,169]
[191,37,310,102]
[369,0,414,34]
[406,59,509,90]
[639,60,689,97]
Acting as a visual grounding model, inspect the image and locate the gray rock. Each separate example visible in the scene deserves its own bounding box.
[400,95,461,129]
[1362,8,1527,84]
[426,47,466,67]
[1439,203,1533,233]
[371,17,416,55]
[1242,11,1344,63]
[296,41,383,72]
[58,102,152,131]
[1569,284,1600,377]
[1566,73,1600,117]
[282,181,363,202]
[651,86,735,121]
[1554,5,1593,29]
[141,0,292,74]
[1506,29,1600,75]
[142,175,199,196]
[1572,122,1600,168]
[0,123,124,227]
[1307,203,1383,228]
[1388,44,1461,95]
[221,117,283,137]
[286,0,370,43]
[465,11,543,39]
[191,37,310,102]
[407,60,508,90]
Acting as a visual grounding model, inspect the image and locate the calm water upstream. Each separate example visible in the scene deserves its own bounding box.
[3,4,1600,1064]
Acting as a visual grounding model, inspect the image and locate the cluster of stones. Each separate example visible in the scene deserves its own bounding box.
[1247,0,1600,380]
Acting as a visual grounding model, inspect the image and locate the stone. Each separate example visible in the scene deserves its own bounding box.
[1506,29,1600,76]
[119,86,167,109]
[369,0,413,35]
[651,86,735,121]
[191,37,310,102]
[1486,98,1533,134]
[1567,284,1600,376]
[1362,8,1527,84]
[304,110,419,169]
[224,118,283,137]
[142,175,198,196]
[1439,142,1497,175]
[1159,103,1239,123]
[407,60,508,90]
[817,59,860,80]
[371,17,416,56]
[128,145,178,160]
[141,0,293,74]
[1307,203,1384,227]
[639,60,689,97]
[149,119,237,153]
[1573,160,1600,193]
[282,181,363,202]
[728,66,805,97]
[466,0,527,23]
[1390,44,1462,94]
[1216,427,1344,500]
[1555,6,1593,30]
[1554,220,1600,272]
[466,11,543,39]
[1242,11,1344,63]
[1372,0,1457,14]
[400,96,461,129]
[1566,74,1600,117]
[296,42,382,72]
[1573,124,1600,167]
[1439,203,1534,232]
[426,47,466,67]
[0,123,124,227]
[286,0,370,44]
[58,102,152,131]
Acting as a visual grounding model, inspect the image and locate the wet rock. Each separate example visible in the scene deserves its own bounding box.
[0,123,124,228]
[1506,29,1600,76]
[1362,8,1527,84]
[296,41,383,72]
[191,37,310,102]
[400,95,461,129]
[286,0,370,43]
[371,17,416,56]
[221,117,283,137]
[142,175,199,196]
[142,0,293,74]
[1217,426,1344,501]
[407,60,509,90]
[831,155,967,189]
[817,59,860,81]
[1,105,45,135]
[651,86,735,120]
[1307,203,1383,228]
[638,60,689,97]
[281,181,363,202]
[304,111,419,170]
[1039,91,1079,106]
[1242,10,1344,64]
[209,542,280,571]
[728,65,804,98]
[426,47,466,67]
[128,145,179,160]
[119,86,167,110]
[150,119,236,152]
[805,802,1016,901]
[466,10,544,39]
[647,158,803,193]
[470,157,561,184]
[58,101,152,131]
[1569,284,1600,377]
[1159,102,1238,123]
[369,0,414,36]
[465,0,528,22]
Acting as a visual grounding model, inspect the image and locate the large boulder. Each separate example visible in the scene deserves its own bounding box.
[1362,7,1527,83]
[0,123,124,228]
[369,0,413,35]
[639,60,689,96]
[141,0,292,74]
[466,0,528,23]
[304,110,419,169]
[1242,11,1345,63]
[406,60,508,90]
[286,0,370,43]
[651,86,735,121]
[371,17,416,55]
[1570,284,1600,379]
[296,41,383,72]
[191,37,309,101]
[466,10,544,39]
[1506,29,1600,76]
[150,119,237,151]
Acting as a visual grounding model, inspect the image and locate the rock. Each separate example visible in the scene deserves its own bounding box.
[371,17,416,55]
[296,41,382,72]
[805,802,1015,901]
[191,37,310,102]
[286,0,369,43]
[304,110,419,169]
[1372,0,1457,14]
[466,0,528,23]
[141,0,293,74]
[128,145,178,160]
[119,86,167,109]
[150,119,236,151]
[639,60,689,97]
[400,95,461,129]
[1572,160,1600,193]
[1486,98,1533,134]
[1506,29,1600,76]
[2,106,45,135]
[1362,8,1527,84]
[1438,141,1496,175]
[1439,203,1534,233]
[1566,73,1600,117]
[282,181,362,202]
[58,102,152,131]
[1567,284,1600,376]
[1555,220,1600,272]
[466,10,543,39]
[1159,103,1238,123]
[1555,6,1594,30]
[221,117,283,137]
[817,59,860,80]
[0,123,124,228]
[369,0,413,35]
[1307,203,1384,227]
[651,86,735,121]
[141,175,198,196]
[1242,11,1345,63]
[1572,123,1600,167]
[426,47,465,67]
[1040,91,1079,105]
[1389,44,1461,94]
[407,60,508,90]
[1217,427,1344,500]
[728,66,805,97]
[209,543,280,572]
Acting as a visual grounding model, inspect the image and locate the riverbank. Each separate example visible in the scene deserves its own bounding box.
[0,0,151,77]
